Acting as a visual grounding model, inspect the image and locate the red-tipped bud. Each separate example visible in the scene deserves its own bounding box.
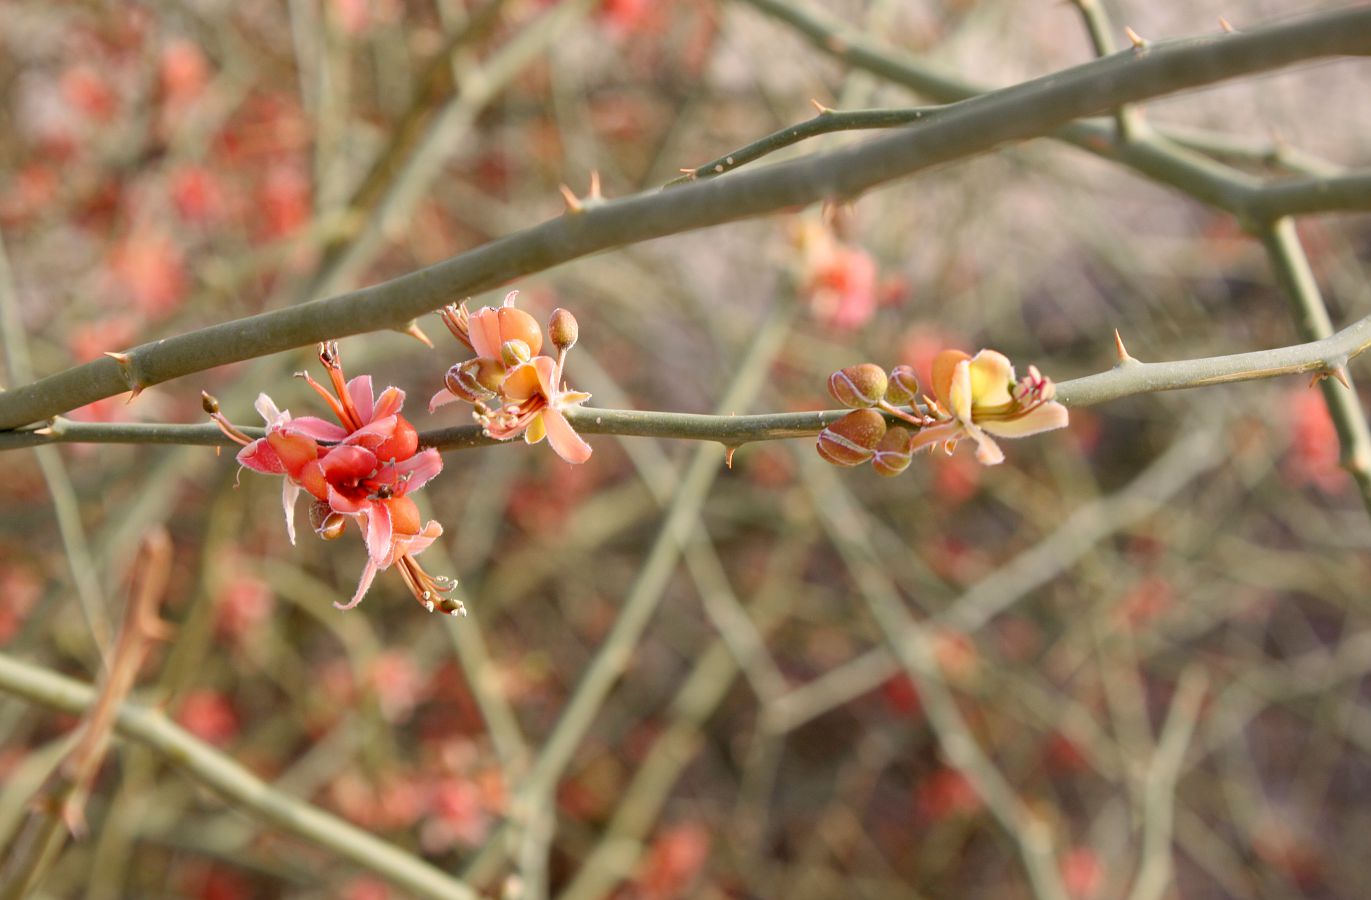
[828,364,888,409]
[885,365,920,405]
[549,308,578,351]
[500,338,532,368]
[872,426,913,477]
[816,409,887,467]
[309,500,348,540]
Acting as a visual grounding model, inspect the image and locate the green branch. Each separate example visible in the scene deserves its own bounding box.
[4,313,1368,452]
[2,5,1369,430]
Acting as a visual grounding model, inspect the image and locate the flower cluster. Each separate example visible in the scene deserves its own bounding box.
[818,349,1068,472]
[207,343,462,615]
[429,291,593,465]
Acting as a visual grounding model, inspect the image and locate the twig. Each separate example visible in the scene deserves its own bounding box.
[0,652,479,900]
[3,313,1369,453]
[3,5,1370,429]
[1126,667,1208,900]
[0,529,172,900]
[668,105,941,184]
[1066,0,1143,139]
[801,457,1070,900]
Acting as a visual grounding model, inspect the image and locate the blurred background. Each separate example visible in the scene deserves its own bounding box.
[2,0,1371,897]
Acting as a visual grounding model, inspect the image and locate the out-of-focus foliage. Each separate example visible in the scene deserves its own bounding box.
[2,1,1370,898]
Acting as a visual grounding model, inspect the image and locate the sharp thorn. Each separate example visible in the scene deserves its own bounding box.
[1113,328,1135,363]
[400,320,434,348]
[1332,367,1352,390]
[1218,16,1234,33]
[558,184,582,214]
[1124,26,1147,48]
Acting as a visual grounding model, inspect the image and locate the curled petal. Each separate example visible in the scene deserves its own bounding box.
[404,520,444,558]
[503,362,544,402]
[980,401,1069,438]
[342,415,398,451]
[347,375,375,423]
[282,479,301,544]
[326,483,369,516]
[429,387,462,412]
[970,427,1005,466]
[543,407,593,464]
[470,307,503,359]
[947,359,974,424]
[524,412,547,445]
[236,438,286,474]
[336,558,379,610]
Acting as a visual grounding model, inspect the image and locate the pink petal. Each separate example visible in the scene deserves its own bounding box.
[347,375,375,423]
[344,415,398,448]
[402,521,444,557]
[980,401,1070,439]
[429,387,460,412]
[327,484,369,515]
[282,479,300,544]
[286,416,350,442]
[542,407,593,464]
[335,559,379,610]
[531,355,559,398]
[388,448,443,493]
[365,503,393,563]
[968,426,1005,466]
[373,386,405,419]
[319,445,377,482]
[471,307,502,359]
[236,438,286,474]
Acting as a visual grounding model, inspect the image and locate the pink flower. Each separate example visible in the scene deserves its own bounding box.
[430,291,593,464]
[207,344,460,615]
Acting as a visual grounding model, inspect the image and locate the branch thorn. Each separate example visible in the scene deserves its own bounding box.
[559,171,604,215]
[810,98,833,115]
[1112,328,1137,364]
[724,445,738,469]
[1123,26,1148,49]
[399,320,434,348]
[1218,17,1235,33]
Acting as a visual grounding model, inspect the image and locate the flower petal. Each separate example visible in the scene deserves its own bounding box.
[286,416,350,443]
[969,426,1005,465]
[347,375,375,423]
[385,448,443,494]
[282,478,301,544]
[254,393,284,425]
[326,483,369,515]
[319,444,378,483]
[980,401,1069,438]
[542,407,593,464]
[470,307,503,359]
[429,387,461,412]
[948,359,974,423]
[365,503,393,563]
[931,350,970,412]
[236,438,286,474]
[967,350,1015,408]
[524,413,546,445]
[373,385,405,420]
[335,559,378,610]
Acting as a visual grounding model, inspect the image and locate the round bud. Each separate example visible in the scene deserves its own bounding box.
[200,391,221,415]
[828,364,888,409]
[872,426,913,477]
[501,339,532,368]
[549,308,579,351]
[816,408,887,467]
[309,500,348,540]
[884,365,920,406]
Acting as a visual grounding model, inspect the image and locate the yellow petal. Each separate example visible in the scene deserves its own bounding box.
[979,401,1069,438]
[524,413,547,445]
[967,350,1015,408]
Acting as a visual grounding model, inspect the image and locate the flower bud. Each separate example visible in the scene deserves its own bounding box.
[884,365,920,405]
[501,339,532,368]
[872,426,913,477]
[445,359,491,402]
[201,391,221,415]
[549,308,578,351]
[828,364,888,409]
[309,500,348,540]
[816,408,887,467]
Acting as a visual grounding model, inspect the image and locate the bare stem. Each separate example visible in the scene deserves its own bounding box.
[2,5,1370,430]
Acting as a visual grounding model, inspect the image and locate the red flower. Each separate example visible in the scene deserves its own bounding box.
[208,344,460,615]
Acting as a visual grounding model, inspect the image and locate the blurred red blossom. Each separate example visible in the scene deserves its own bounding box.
[634,824,711,900]
[107,230,188,318]
[214,572,275,641]
[1060,846,1103,899]
[915,766,982,821]
[1283,388,1349,494]
[176,690,240,747]
[159,38,211,106]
